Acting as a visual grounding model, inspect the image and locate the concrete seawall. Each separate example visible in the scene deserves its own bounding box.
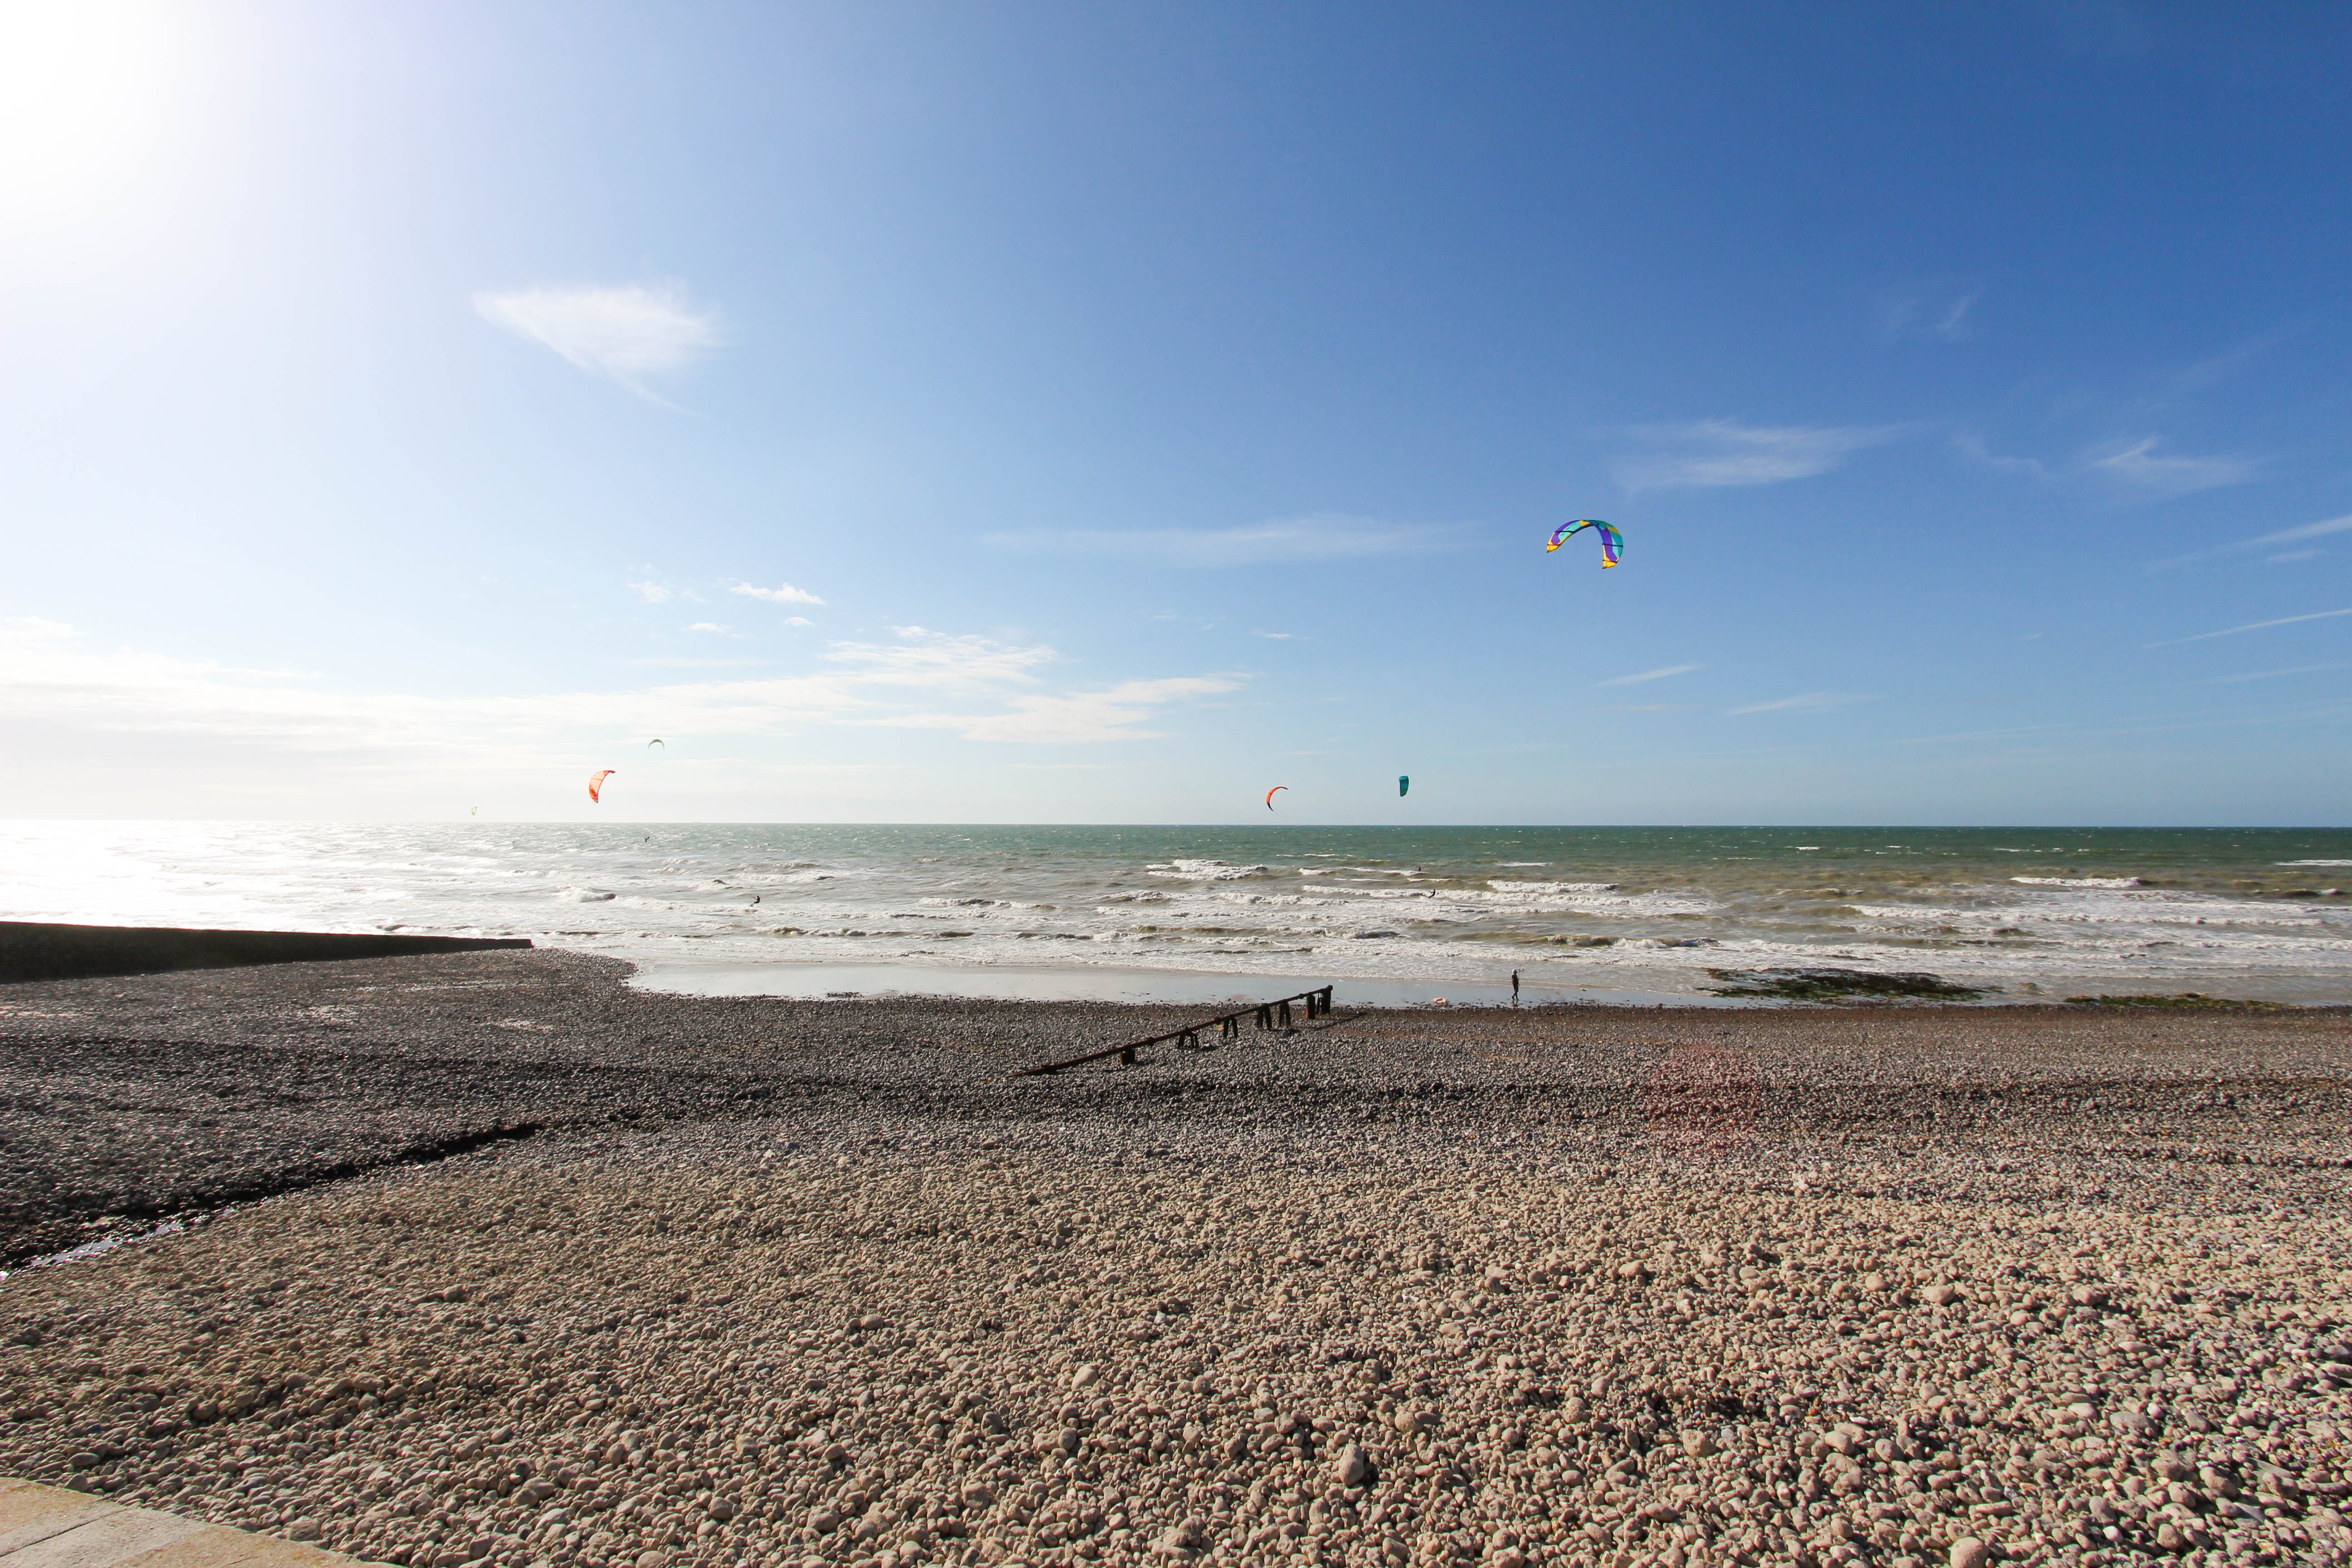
[0,921,531,984]
[0,1477,381,1568]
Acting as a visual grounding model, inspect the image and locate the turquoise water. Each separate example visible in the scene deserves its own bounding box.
[5,822,2351,1002]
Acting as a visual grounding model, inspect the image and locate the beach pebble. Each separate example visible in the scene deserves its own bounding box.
[1154,1519,1205,1556]
[1,950,2343,1568]
[1948,1539,1989,1568]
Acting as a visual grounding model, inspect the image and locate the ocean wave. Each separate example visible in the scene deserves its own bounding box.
[14,822,2352,1004]
[1145,860,1273,882]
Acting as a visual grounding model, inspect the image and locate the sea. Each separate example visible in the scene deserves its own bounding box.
[5,822,2352,1006]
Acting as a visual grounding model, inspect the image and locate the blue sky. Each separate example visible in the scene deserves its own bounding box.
[4,0,2349,823]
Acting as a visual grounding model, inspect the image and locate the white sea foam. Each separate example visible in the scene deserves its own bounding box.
[5,822,2350,1002]
[1144,860,1272,881]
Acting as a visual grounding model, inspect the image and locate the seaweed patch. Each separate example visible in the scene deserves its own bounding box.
[2063,991,2294,1011]
[1704,966,1986,1002]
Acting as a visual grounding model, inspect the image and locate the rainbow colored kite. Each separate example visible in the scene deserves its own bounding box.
[1547,519,1623,567]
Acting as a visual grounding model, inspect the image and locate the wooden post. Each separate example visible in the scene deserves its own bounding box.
[1011,985,1336,1076]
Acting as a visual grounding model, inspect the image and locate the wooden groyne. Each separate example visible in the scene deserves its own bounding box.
[1014,985,1335,1076]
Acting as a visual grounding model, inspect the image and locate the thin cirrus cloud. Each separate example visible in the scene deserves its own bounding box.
[1955,432,2259,500]
[2083,436,2260,497]
[2196,662,2351,686]
[1598,662,1703,687]
[729,580,826,607]
[985,513,1461,567]
[474,282,722,403]
[1611,420,1910,491]
[873,676,1242,745]
[2146,513,2352,573]
[1725,692,1867,715]
[0,619,1246,773]
[1878,277,1984,343]
[823,627,1058,691]
[2146,607,2352,648]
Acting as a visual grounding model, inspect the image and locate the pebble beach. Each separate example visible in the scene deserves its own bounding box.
[3,951,2350,1568]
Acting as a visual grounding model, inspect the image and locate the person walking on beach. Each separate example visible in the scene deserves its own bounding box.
[1511,969,1520,1005]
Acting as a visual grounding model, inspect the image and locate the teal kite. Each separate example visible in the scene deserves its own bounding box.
[1547,519,1623,567]
[1399,776,1410,798]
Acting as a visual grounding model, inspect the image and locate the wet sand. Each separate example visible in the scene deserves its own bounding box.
[2,951,2349,1568]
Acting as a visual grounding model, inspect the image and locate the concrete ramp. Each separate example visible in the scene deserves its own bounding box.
[0,1480,379,1568]
[0,921,531,985]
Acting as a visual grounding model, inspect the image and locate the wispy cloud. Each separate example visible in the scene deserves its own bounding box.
[2197,662,2351,686]
[1725,692,1867,715]
[824,627,1057,690]
[1959,431,2261,501]
[629,580,672,604]
[1949,432,2051,480]
[2147,608,2352,648]
[874,675,1241,744]
[474,282,722,403]
[2085,436,2260,497]
[729,580,825,607]
[986,513,1460,567]
[1603,703,1692,712]
[782,615,813,627]
[2170,323,2303,392]
[0,617,1244,762]
[1612,420,1909,490]
[1598,662,1703,687]
[685,622,730,634]
[1879,277,1984,343]
[2147,513,2352,573]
